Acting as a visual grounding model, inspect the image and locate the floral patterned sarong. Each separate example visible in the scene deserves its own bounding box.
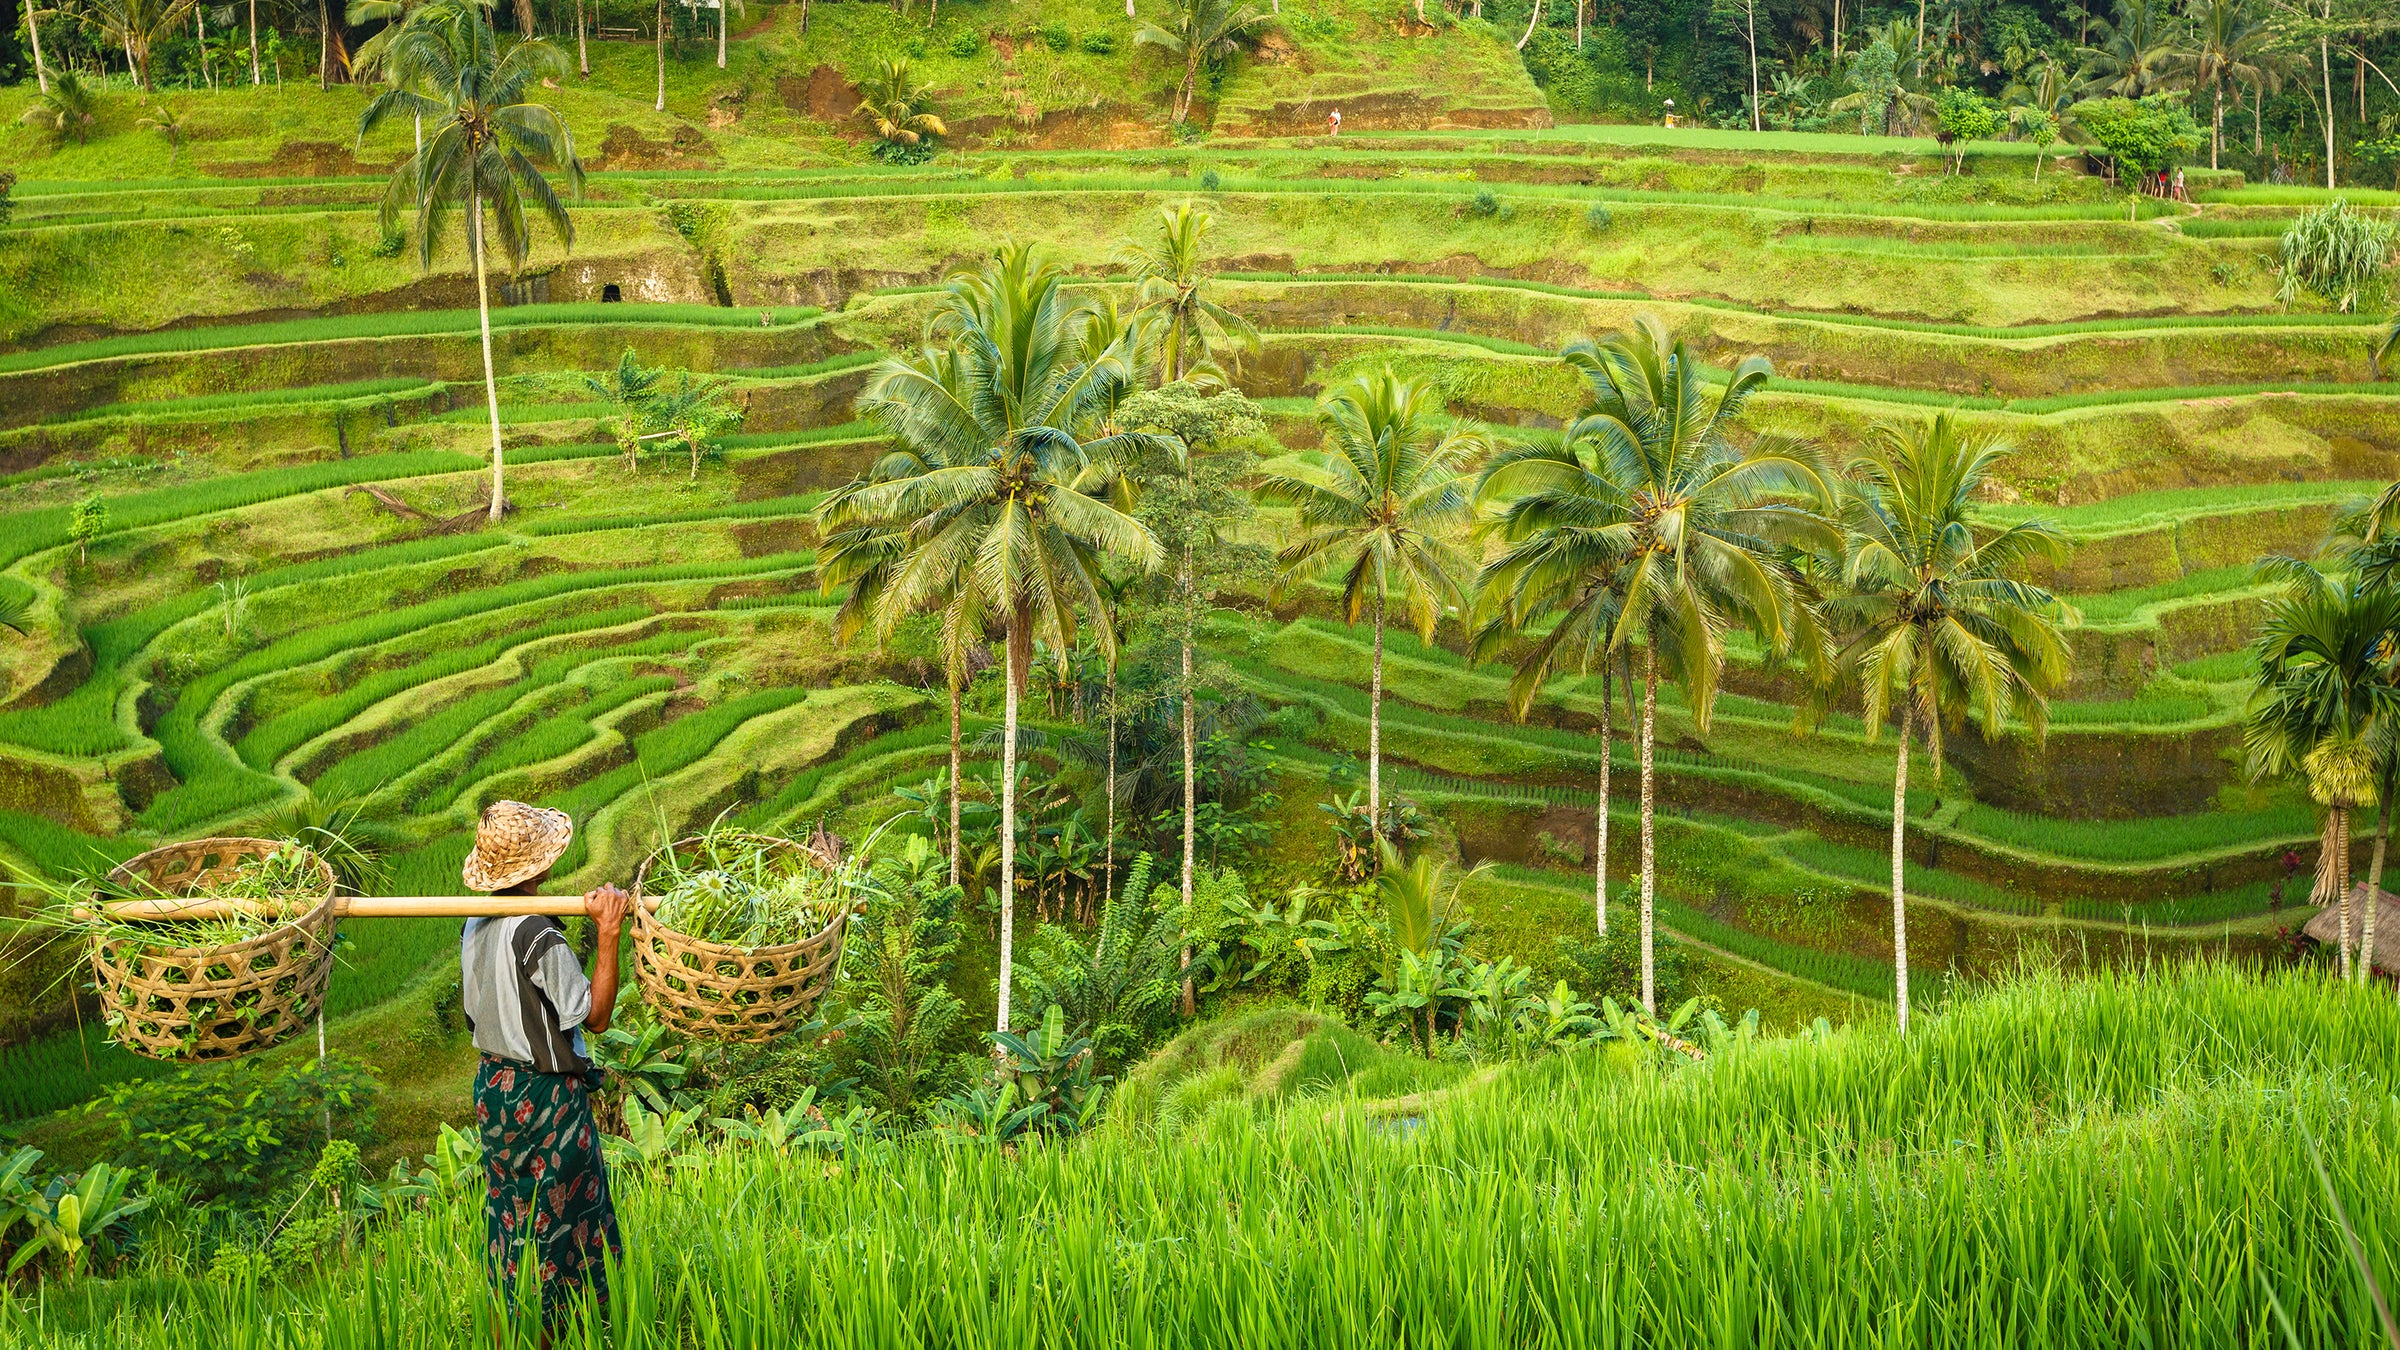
[475,1054,622,1324]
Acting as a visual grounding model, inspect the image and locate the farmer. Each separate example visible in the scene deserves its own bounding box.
[1328,106,1341,137]
[459,800,630,1328]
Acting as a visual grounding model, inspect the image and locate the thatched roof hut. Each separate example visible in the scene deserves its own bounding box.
[2301,885,2400,975]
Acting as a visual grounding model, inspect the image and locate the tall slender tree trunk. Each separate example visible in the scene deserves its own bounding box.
[717,0,727,69]
[996,615,1028,1035]
[1179,51,1199,123]
[655,0,668,112]
[2337,806,2353,979]
[1576,0,1583,50]
[2321,37,2336,190]
[577,0,588,74]
[2212,83,2222,170]
[1914,0,1925,53]
[1180,543,1197,1016]
[1638,646,1657,1015]
[2360,777,2391,985]
[1515,0,1542,51]
[249,0,260,84]
[2253,80,2263,156]
[1831,0,1841,58]
[1890,705,1913,1035]
[1369,588,1384,854]
[319,0,330,89]
[198,5,213,89]
[1745,0,1760,132]
[471,189,508,522]
[1595,662,1611,937]
[1103,659,1117,910]
[27,2,49,93]
[946,669,962,887]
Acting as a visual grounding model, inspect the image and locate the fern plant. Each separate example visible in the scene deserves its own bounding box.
[1010,852,1181,1068]
[843,836,968,1122]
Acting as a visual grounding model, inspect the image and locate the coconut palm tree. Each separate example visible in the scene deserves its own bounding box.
[2164,0,2281,169]
[2075,0,2175,98]
[817,245,1164,1036]
[1467,481,1630,941]
[86,0,199,91]
[2245,564,2400,982]
[1478,316,1834,1014]
[18,71,101,145]
[1118,202,1259,385]
[1135,0,1269,125]
[854,57,947,153]
[2315,497,2400,980]
[1816,413,2074,1034]
[1255,369,1482,857]
[648,371,744,480]
[359,0,583,524]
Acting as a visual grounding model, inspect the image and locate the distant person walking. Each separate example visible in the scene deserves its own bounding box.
[2172,167,2188,202]
[460,800,630,1331]
[1328,106,1341,137]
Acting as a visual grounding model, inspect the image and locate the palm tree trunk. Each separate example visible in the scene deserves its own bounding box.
[2361,778,2391,985]
[577,0,588,74]
[249,0,260,84]
[2337,805,2353,979]
[1369,587,1384,856]
[1595,661,1611,938]
[471,187,507,523]
[198,5,213,90]
[996,615,1027,1036]
[1103,659,1117,911]
[1638,645,1657,1016]
[1514,0,1541,50]
[1745,0,1760,133]
[2212,83,2222,170]
[1831,0,1840,58]
[2321,37,2336,191]
[655,0,668,113]
[318,0,329,90]
[717,0,727,69]
[27,2,49,93]
[1178,50,1199,123]
[947,668,962,887]
[1180,545,1197,1017]
[1890,705,1913,1035]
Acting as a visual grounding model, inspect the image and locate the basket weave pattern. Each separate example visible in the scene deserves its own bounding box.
[632,833,847,1042]
[95,838,339,1062]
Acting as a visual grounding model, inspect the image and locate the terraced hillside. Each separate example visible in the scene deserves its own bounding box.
[0,3,2394,1150]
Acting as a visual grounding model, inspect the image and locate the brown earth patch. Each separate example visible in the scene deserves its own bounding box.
[207,139,400,178]
[593,122,719,169]
[779,64,861,122]
[1226,91,1551,138]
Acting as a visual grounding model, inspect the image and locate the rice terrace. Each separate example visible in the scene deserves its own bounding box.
[2,0,2400,1341]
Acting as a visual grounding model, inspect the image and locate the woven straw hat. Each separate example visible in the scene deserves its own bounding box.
[462,801,574,892]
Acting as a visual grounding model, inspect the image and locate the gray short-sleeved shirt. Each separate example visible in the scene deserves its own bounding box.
[460,916,593,1074]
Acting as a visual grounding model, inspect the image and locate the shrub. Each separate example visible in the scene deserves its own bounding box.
[1467,188,1501,218]
[1079,30,1116,54]
[946,30,983,57]
[1200,167,1222,191]
[1039,21,1072,51]
[1585,202,1612,230]
[92,1054,377,1203]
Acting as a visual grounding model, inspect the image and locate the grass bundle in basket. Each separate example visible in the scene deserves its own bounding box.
[632,817,865,1042]
[14,837,342,1062]
[647,823,852,949]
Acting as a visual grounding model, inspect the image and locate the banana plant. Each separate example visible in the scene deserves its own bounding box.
[591,1017,696,1117]
[988,1004,1108,1136]
[712,1089,844,1155]
[603,1097,702,1174]
[382,1124,483,1207]
[1529,980,1602,1049]
[9,1163,150,1281]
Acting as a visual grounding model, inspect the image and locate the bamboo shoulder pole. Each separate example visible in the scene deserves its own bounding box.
[88,894,662,923]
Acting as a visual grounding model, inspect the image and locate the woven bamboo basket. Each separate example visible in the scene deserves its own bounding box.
[94,838,339,1062]
[631,831,850,1042]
